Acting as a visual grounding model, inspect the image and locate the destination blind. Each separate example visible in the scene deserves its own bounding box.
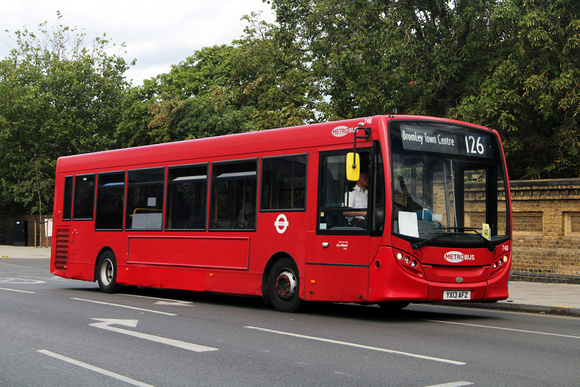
[397,122,494,159]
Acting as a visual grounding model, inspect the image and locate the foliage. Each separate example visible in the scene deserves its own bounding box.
[0,13,132,215]
[270,0,580,179]
[2,1,580,219]
[452,0,580,179]
[270,0,496,119]
[117,13,321,147]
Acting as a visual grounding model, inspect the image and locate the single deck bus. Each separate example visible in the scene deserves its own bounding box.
[50,115,512,312]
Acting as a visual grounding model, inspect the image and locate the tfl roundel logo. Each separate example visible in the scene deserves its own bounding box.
[274,214,289,234]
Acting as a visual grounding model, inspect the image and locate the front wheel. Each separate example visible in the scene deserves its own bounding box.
[267,258,302,312]
[96,251,118,293]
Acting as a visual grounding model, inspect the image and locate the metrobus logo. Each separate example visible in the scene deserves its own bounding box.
[444,251,475,263]
[331,125,353,137]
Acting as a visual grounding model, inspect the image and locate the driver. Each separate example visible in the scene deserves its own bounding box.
[344,171,368,226]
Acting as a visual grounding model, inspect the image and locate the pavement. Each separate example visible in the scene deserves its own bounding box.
[1,245,579,317]
[1,245,52,259]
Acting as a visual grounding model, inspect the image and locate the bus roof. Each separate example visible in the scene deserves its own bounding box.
[55,115,492,174]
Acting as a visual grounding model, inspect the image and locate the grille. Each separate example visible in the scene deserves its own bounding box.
[54,228,69,271]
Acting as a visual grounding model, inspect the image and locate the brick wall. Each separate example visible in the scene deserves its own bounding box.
[425,177,579,283]
[510,179,580,283]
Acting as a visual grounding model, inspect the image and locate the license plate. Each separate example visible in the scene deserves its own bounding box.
[443,290,471,300]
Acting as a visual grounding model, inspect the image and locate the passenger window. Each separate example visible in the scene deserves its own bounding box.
[166,164,207,230]
[210,160,257,230]
[95,172,125,230]
[73,175,96,220]
[261,155,307,211]
[63,176,73,221]
[126,168,165,230]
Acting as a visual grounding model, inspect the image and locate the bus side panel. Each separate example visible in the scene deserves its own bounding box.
[116,264,162,289]
[60,224,101,283]
[66,261,96,282]
[203,271,263,295]
[118,266,262,296]
[127,236,250,270]
[118,235,262,295]
[304,265,369,302]
[257,211,309,293]
[115,260,262,295]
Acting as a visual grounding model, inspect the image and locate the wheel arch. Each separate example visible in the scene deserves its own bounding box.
[262,251,299,301]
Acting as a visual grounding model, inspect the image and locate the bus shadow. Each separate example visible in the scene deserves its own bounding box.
[301,301,499,323]
[71,285,265,309]
[70,285,501,323]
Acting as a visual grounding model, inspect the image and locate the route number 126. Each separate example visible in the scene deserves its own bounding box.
[465,135,485,155]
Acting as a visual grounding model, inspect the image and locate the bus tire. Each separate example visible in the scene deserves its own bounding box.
[96,251,118,293]
[267,258,302,312]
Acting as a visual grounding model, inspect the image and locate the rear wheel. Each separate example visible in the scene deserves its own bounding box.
[267,258,302,312]
[96,251,118,293]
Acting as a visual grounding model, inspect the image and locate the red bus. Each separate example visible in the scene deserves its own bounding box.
[50,115,512,312]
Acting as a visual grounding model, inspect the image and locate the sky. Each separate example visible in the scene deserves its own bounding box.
[0,0,276,85]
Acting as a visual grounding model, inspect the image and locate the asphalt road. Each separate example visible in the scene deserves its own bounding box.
[1,258,579,386]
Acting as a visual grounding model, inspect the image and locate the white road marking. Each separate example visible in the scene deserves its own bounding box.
[0,286,35,294]
[122,293,193,305]
[245,326,465,365]
[426,382,473,387]
[38,349,154,387]
[154,300,192,306]
[90,319,218,353]
[0,277,45,284]
[71,297,177,316]
[427,319,580,339]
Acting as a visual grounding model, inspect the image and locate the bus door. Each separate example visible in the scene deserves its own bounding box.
[306,148,384,302]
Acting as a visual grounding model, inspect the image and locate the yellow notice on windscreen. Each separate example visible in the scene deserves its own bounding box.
[482,223,491,240]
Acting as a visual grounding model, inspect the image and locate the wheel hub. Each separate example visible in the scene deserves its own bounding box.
[102,259,113,285]
[275,270,296,300]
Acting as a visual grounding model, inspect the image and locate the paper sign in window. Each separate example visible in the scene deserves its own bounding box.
[399,211,419,238]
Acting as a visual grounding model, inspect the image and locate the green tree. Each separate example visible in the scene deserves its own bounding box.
[231,13,322,128]
[0,13,132,215]
[452,0,580,179]
[271,0,580,178]
[270,0,496,119]
[117,13,320,146]
[116,45,251,146]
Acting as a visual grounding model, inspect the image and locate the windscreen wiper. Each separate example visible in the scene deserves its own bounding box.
[469,229,496,252]
[411,228,496,252]
[411,232,453,250]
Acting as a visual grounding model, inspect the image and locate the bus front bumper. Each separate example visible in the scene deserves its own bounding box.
[368,248,510,303]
